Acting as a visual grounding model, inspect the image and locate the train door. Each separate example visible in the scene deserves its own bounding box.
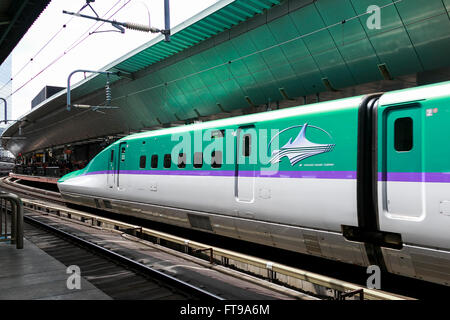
[107,147,116,188]
[382,104,424,218]
[235,125,256,202]
[117,142,127,189]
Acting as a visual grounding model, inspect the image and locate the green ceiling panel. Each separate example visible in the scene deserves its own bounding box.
[165,70,203,117]
[234,33,280,100]
[226,55,267,101]
[314,0,381,83]
[444,0,450,11]
[350,0,424,77]
[179,59,208,92]
[248,24,300,94]
[250,68,282,100]
[221,79,248,104]
[277,16,324,93]
[402,11,450,70]
[231,41,267,75]
[265,14,308,95]
[288,56,326,94]
[288,5,354,89]
[338,39,382,84]
[396,0,444,25]
[167,87,190,119]
[371,28,424,76]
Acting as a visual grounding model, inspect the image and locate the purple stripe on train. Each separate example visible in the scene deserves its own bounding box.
[85,170,357,179]
[378,172,450,183]
[84,170,450,182]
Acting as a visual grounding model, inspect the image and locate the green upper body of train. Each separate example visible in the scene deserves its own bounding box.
[59,94,360,182]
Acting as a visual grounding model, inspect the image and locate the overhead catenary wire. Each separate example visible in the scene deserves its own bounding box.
[62,10,159,33]
[0,0,126,93]
[0,10,78,93]
[66,0,129,54]
[5,0,130,100]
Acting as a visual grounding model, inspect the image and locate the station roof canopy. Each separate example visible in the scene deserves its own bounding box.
[3,0,450,156]
[0,0,51,65]
[115,0,283,73]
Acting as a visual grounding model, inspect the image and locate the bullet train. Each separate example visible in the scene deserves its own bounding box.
[0,159,14,176]
[58,81,450,286]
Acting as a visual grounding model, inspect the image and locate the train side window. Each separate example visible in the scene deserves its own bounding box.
[151,155,158,168]
[139,156,146,169]
[394,117,413,151]
[243,134,251,157]
[164,154,171,168]
[211,150,222,168]
[178,153,186,168]
[194,152,203,168]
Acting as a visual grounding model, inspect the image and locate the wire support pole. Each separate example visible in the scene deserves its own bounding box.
[164,0,171,42]
[0,97,7,124]
[63,10,161,34]
[63,0,170,38]
[67,69,119,111]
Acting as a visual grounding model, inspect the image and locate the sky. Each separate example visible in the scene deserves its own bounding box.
[2,0,219,122]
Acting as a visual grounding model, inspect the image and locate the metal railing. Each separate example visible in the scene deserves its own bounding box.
[13,165,63,177]
[0,192,23,249]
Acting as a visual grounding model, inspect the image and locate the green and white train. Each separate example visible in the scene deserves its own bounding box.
[58,81,450,286]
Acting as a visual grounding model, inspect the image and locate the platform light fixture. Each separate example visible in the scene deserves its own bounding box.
[321,77,338,92]
[378,63,393,80]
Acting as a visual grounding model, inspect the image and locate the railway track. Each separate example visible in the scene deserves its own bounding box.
[0,176,414,300]
[1,176,62,203]
[23,214,222,300]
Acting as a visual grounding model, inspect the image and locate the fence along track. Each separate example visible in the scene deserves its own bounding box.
[0,191,23,249]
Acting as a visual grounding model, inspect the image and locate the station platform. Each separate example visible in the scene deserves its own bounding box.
[9,173,59,184]
[0,238,110,300]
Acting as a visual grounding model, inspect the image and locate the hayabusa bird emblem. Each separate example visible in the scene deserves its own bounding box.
[269,123,335,166]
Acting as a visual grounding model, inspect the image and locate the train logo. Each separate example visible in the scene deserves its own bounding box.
[269,123,335,166]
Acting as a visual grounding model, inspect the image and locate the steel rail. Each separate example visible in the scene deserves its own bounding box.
[0,177,62,203]
[24,214,224,300]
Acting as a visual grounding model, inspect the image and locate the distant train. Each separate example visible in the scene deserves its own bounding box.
[58,81,450,286]
[0,159,14,176]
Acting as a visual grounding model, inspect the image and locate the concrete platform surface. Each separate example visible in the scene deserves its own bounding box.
[0,238,111,300]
